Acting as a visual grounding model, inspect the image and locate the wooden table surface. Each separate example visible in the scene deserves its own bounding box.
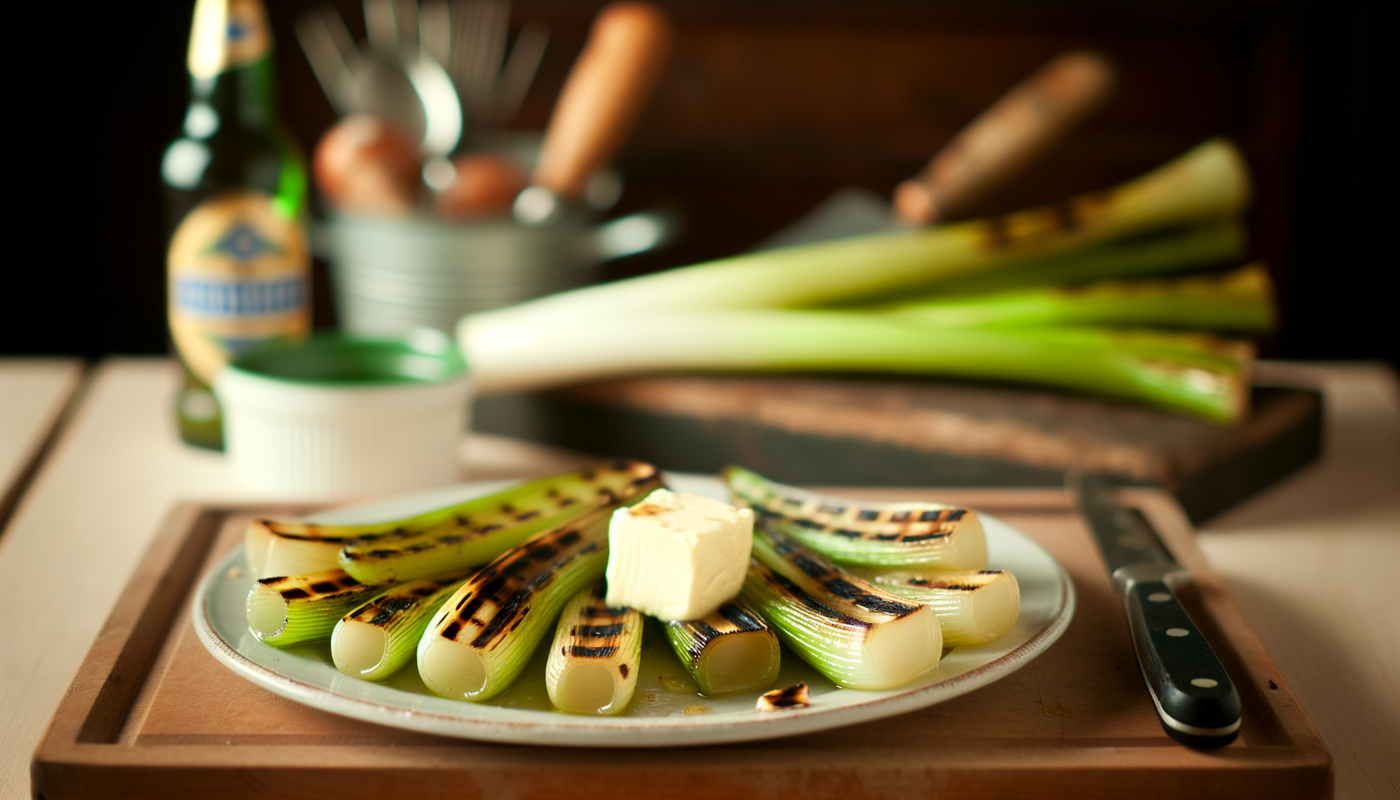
[0,359,84,528]
[1,357,1396,800]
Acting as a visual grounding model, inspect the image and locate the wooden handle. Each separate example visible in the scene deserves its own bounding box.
[893,50,1116,225]
[532,3,672,200]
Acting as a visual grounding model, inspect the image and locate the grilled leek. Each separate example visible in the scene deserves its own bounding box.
[724,466,987,570]
[742,525,942,690]
[861,569,1021,648]
[247,569,388,647]
[416,504,617,702]
[339,460,663,584]
[665,600,781,696]
[331,570,475,681]
[544,583,643,715]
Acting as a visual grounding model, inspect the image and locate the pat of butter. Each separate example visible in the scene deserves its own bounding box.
[605,489,754,621]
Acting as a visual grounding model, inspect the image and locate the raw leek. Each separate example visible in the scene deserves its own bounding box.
[464,312,1250,423]
[331,570,474,681]
[246,569,388,647]
[544,583,643,715]
[860,569,1021,648]
[741,525,943,690]
[339,460,663,584]
[416,504,616,702]
[725,465,988,570]
[664,600,781,696]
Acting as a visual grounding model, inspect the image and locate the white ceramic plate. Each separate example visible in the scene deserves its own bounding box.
[193,474,1075,747]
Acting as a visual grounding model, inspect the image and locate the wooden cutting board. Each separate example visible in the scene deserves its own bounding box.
[32,487,1330,799]
[474,377,1323,523]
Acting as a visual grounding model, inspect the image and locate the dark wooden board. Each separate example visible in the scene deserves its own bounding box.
[474,378,1323,523]
[33,487,1330,799]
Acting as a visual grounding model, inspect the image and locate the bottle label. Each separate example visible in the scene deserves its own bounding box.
[168,190,309,385]
[188,0,271,79]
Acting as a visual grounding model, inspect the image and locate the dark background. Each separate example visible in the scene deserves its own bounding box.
[2,0,1392,369]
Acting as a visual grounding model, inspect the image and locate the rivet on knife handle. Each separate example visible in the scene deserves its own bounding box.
[1068,472,1242,748]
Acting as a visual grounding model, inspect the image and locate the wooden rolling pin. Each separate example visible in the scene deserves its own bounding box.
[530,2,672,203]
[893,50,1117,225]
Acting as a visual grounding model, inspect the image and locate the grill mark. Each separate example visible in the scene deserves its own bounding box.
[309,581,340,594]
[853,593,919,615]
[578,623,624,638]
[279,588,310,600]
[718,602,765,632]
[984,215,1013,249]
[899,531,947,543]
[619,664,629,678]
[824,578,860,599]
[947,509,967,521]
[582,606,630,618]
[857,509,880,521]
[791,555,829,579]
[694,618,726,639]
[515,510,540,522]
[441,620,462,639]
[920,510,941,522]
[570,645,618,658]
[765,568,870,628]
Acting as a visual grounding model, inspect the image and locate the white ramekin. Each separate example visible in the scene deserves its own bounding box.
[215,329,471,499]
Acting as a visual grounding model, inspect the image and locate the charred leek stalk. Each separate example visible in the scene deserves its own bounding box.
[860,570,1021,648]
[340,460,662,584]
[247,569,388,648]
[664,600,781,696]
[245,461,659,581]
[416,504,617,702]
[463,139,1247,335]
[331,570,474,681]
[884,263,1274,332]
[724,466,988,570]
[868,220,1244,301]
[544,583,643,715]
[741,525,943,690]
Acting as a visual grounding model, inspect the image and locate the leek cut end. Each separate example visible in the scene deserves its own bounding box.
[261,537,342,581]
[552,662,626,715]
[244,520,275,577]
[419,638,489,700]
[246,586,289,639]
[972,573,1021,643]
[702,634,780,695]
[860,608,942,690]
[331,620,389,677]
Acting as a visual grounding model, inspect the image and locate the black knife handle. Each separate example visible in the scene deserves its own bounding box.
[1123,579,1241,748]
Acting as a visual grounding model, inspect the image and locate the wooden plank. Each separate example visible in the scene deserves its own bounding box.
[0,359,85,536]
[33,488,1331,799]
[473,378,1323,522]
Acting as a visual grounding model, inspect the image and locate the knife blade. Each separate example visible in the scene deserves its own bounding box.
[1068,472,1242,748]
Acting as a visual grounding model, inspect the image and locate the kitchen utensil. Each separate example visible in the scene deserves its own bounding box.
[759,50,1116,250]
[214,330,471,499]
[1068,471,1241,747]
[448,0,510,125]
[513,2,672,225]
[296,3,463,158]
[323,202,674,336]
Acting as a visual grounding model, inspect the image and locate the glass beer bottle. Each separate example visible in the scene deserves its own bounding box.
[162,0,309,449]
